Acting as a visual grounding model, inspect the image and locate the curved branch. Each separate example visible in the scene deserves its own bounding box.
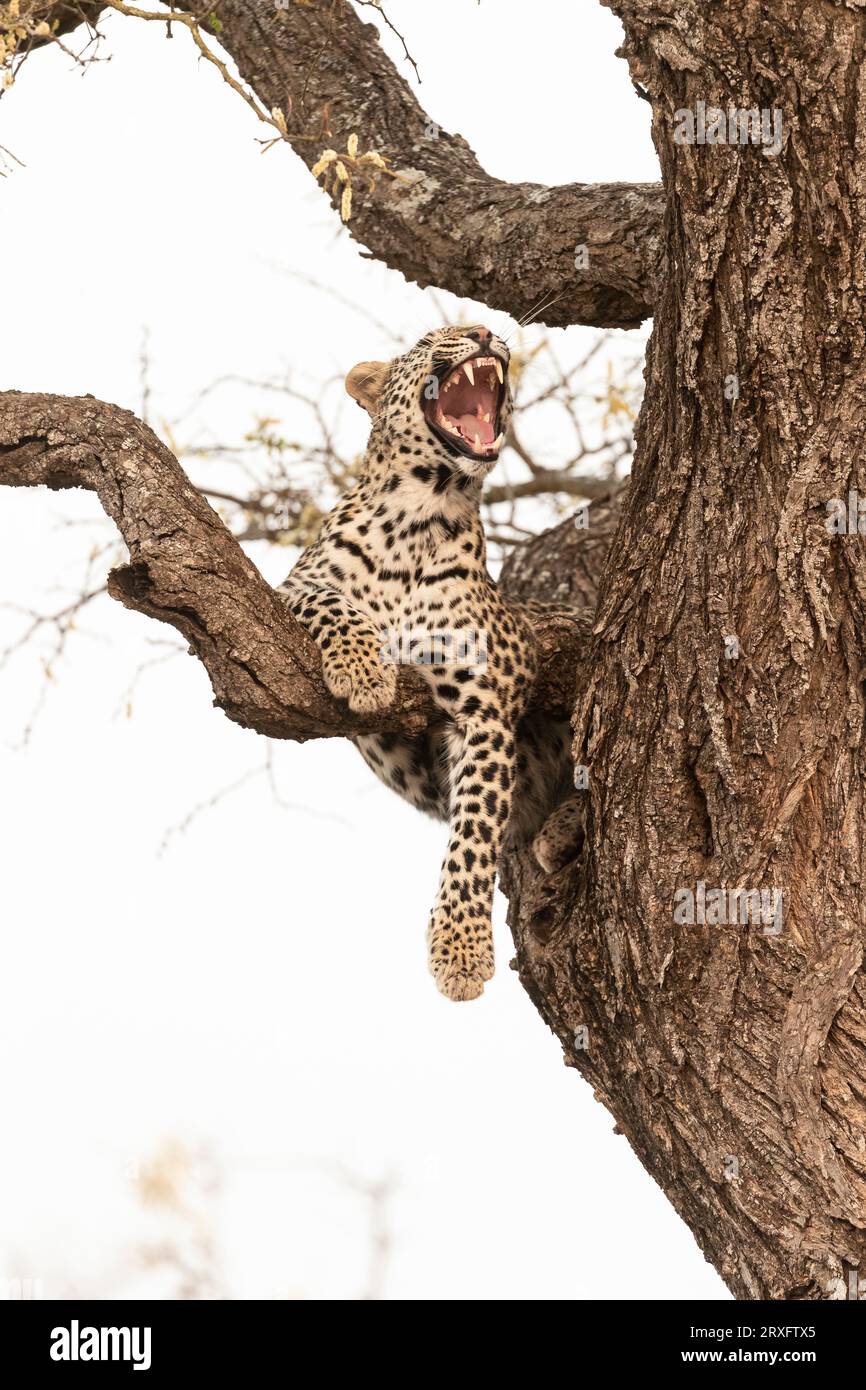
[0,391,587,741]
[34,0,663,328]
[210,0,663,328]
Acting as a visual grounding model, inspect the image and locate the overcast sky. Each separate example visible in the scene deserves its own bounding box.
[0,2,728,1299]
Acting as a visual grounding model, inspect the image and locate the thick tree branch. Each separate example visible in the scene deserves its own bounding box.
[203,0,663,328]
[31,0,663,328]
[0,390,588,741]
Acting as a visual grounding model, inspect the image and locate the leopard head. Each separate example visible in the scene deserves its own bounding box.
[346,324,512,482]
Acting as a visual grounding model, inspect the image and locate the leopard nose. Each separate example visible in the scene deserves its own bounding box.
[467,326,492,346]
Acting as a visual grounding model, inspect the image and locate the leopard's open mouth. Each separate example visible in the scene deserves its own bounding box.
[422,352,507,462]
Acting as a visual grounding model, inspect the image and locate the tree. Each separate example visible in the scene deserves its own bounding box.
[2,0,866,1301]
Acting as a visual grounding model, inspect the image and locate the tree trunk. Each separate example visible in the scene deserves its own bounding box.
[500,0,866,1299]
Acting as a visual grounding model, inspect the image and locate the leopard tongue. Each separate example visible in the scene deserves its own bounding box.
[457,412,495,447]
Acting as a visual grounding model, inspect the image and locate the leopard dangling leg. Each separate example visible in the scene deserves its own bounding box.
[426,718,515,1001]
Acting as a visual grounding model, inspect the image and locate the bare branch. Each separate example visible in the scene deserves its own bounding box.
[156,742,346,857]
[100,1,287,141]
[484,469,622,507]
[354,0,420,86]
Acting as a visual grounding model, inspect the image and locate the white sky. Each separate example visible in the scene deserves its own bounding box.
[0,2,728,1299]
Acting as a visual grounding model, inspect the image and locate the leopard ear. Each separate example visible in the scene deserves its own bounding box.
[345,360,391,415]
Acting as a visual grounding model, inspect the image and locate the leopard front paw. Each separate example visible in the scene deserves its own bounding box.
[322,650,398,714]
[427,914,494,1002]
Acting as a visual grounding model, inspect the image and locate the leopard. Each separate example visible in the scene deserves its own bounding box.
[278,324,584,1001]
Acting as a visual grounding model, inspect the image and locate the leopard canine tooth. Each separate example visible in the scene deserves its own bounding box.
[474,432,482,450]
[493,431,506,450]
[463,362,475,386]
[494,360,504,384]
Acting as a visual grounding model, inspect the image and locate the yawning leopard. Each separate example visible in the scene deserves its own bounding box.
[279,325,581,1000]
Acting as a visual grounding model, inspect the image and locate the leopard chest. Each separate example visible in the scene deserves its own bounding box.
[328,492,487,625]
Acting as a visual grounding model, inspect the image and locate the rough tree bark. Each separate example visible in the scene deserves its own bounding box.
[6,0,866,1299]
